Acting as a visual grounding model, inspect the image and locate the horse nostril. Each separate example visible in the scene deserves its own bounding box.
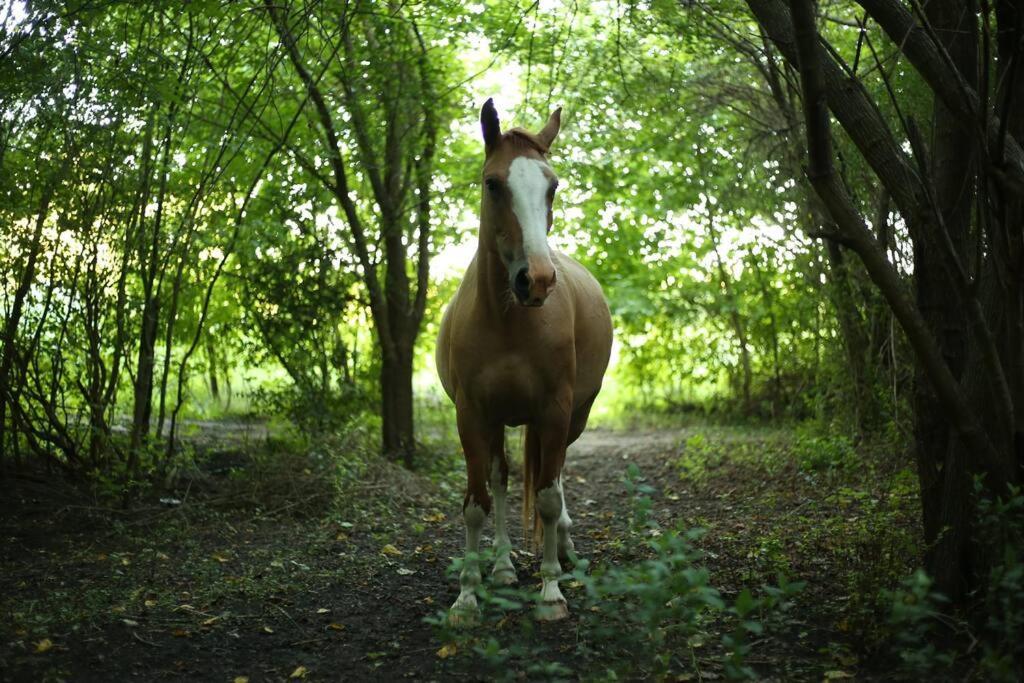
[514,267,531,298]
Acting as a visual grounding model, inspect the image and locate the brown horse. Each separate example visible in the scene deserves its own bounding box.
[436,99,613,622]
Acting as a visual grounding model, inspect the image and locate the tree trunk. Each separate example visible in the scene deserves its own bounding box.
[380,344,415,468]
[0,187,53,461]
[913,0,978,602]
[129,292,159,460]
[206,336,220,400]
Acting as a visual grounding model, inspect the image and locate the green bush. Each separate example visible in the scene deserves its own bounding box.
[975,482,1024,681]
[792,422,856,472]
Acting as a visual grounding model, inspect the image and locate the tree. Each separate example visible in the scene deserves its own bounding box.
[749,0,1023,601]
[258,0,458,465]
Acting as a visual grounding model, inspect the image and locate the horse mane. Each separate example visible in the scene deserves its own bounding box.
[504,128,548,154]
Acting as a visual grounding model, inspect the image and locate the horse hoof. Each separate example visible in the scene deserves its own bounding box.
[448,606,479,627]
[492,567,518,585]
[535,600,569,622]
[449,593,479,627]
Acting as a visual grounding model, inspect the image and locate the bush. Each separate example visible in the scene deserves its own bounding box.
[975,482,1024,681]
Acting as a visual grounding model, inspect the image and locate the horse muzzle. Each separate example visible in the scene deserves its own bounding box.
[511,259,557,307]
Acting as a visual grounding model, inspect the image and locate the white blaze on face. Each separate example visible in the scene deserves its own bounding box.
[507,156,553,260]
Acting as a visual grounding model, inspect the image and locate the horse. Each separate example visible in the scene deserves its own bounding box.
[435,98,613,622]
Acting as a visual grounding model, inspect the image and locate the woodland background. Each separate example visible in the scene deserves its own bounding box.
[1,0,1023,680]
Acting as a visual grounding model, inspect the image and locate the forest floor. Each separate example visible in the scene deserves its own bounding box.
[1,419,923,681]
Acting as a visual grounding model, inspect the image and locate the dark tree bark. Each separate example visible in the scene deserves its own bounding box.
[758,0,1023,604]
[912,0,979,600]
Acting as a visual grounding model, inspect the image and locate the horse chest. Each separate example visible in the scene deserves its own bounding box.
[457,337,570,423]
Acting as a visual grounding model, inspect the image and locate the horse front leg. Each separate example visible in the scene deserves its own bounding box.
[450,403,496,625]
[533,392,572,621]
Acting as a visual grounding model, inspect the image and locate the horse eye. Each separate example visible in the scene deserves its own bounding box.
[485,177,501,195]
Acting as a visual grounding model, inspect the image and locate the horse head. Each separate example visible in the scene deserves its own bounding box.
[479,98,562,307]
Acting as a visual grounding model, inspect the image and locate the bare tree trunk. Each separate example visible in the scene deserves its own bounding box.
[205,336,220,401]
[912,0,978,600]
[0,187,54,461]
[380,344,415,467]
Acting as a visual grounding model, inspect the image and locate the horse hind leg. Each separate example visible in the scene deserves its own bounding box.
[555,475,575,564]
[490,448,517,585]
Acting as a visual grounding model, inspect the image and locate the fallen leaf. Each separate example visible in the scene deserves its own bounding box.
[335,532,349,541]
[421,511,445,523]
[316,608,330,614]
[172,628,190,637]
[144,599,157,608]
[34,638,53,654]
[122,619,139,627]
[824,672,854,680]
[202,616,220,626]
[436,642,457,659]
[262,625,274,634]
[327,622,345,631]
[233,677,249,683]
[156,551,170,561]
[422,596,434,605]
[212,553,231,563]
[290,665,308,679]
[380,544,403,557]
[396,567,415,576]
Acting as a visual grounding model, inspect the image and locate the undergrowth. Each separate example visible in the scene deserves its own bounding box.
[427,463,804,681]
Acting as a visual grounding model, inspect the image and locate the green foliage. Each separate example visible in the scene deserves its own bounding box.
[878,485,1024,681]
[884,570,955,678]
[975,482,1024,680]
[429,464,803,680]
[792,423,856,473]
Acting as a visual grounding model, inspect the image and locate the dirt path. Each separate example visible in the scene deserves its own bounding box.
[1,425,913,681]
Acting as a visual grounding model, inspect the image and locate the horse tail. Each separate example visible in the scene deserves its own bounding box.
[521,425,543,549]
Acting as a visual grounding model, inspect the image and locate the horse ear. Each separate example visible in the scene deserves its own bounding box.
[537,107,562,150]
[481,98,501,152]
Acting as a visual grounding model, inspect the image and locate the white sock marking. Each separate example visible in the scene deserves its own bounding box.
[452,501,485,616]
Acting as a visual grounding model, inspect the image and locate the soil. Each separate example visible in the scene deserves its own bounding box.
[0,423,919,681]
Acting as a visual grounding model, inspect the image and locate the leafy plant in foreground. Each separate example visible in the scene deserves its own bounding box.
[427,464,804,680]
